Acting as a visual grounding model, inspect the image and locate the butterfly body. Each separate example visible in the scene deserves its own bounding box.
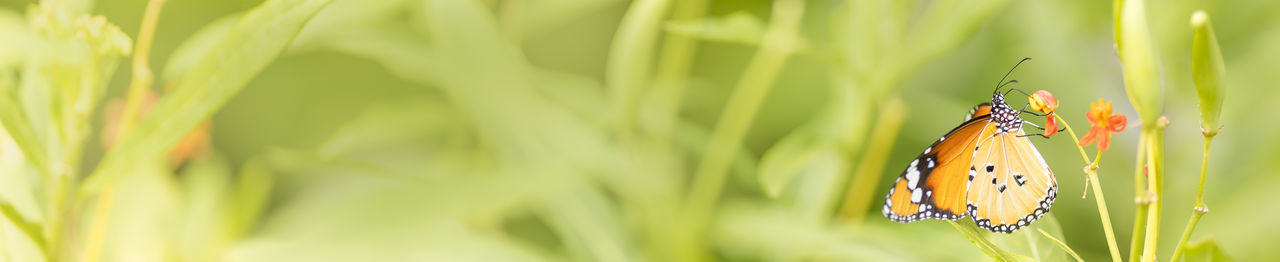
[882,92,1057,234]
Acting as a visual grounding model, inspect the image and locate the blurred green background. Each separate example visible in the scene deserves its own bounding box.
[0,0,1276,261]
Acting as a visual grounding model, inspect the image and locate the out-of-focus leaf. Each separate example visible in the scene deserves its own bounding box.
[316,100,473,175]
[899,0,1015,78]
[176,154,235,261]
[0,11,35,68]
[540,185,638,262]
[1181,238,1233,262]
[759,77,868,215]
[524,0,625,36]
[98,163,181,262]
[0,126,44,259]
[674,120,757,189]
[715,203,982,261]
[418,0,610,172]
[785,147,850,220]
[757,131,821,197]
[161,13,238,82]
[533,67,609,127]
[0,69,51,177]
[80,0,336,196]
[226,157,273,238]
[665,12,768,48]
[988,214,1070,262]
[222,164,570,261]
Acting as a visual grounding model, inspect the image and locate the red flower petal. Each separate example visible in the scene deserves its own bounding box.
[1097,128,1112,151]
[1080,126,1100,147]
[1044,114,1059,137]
[1108,114,1127,132]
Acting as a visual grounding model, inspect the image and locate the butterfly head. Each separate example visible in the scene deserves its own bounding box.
[990,93,1023,134]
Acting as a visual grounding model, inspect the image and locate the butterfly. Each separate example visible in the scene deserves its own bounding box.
[881,58,1057,233]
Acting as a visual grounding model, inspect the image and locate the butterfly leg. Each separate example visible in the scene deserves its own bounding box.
[1018,132,1049,139]
[1022,120,1065,134]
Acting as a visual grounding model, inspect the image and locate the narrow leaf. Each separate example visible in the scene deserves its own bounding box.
[79,0,336,196]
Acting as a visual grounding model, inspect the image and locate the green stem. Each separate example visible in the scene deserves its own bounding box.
[647,0,707,142]
[1129,133,1148,262]
[606,0,672,135]
[1140,123,1167,262]
[1055,115,1122,262]
[86,1,168,261]
[1037,228,1085,262]
[1169,134,1215,261]
[1087,166,1123,262]
[680,0,804,260]
[837,97,906,222]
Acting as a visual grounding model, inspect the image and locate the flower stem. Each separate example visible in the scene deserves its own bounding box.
[1140,120,1167,262]
[1129,133,1149,262]
[606,0,673,135]
[85,0,167,261]
[679,0,803,260]
[1054,115,1122,262]
[838,97,906,222]
[647,0,707,143]
[1169,133,1216,260]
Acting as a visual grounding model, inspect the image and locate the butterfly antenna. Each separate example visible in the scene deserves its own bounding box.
[994,57,1032,93]
[997,79,1019,91]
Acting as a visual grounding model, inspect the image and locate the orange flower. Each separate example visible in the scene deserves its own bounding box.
[1079,98,1127,151]
[1029,90,1059,137]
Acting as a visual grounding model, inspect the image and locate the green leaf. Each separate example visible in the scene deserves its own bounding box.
[161,13,239,82]
[79,0,336,197]
[947,220,1032,262]
[1181,238,1233,262]
[899,0,1015,79]
[0,75,51,177]
[175,154,235,261]
[539,185,639,262]
[988,214,1071,262]
[96,163,182,261]
[0,199,44,255]
[757,130,822,198]
[227,157,274,238]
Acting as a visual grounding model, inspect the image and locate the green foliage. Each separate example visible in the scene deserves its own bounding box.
[1181,238,1233,262]
[80,0,335,196]
[0,0,1276,261]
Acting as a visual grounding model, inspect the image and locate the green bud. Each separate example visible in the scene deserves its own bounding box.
[1190,11,1225,136]
[1117,0,1164,128]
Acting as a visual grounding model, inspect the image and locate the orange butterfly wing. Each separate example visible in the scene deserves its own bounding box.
[883,103,995,222]
[966,128,1058,233]
[966,102,993,121]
